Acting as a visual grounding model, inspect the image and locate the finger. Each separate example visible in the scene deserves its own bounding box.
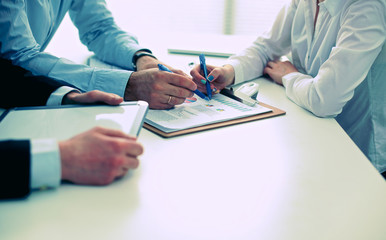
[157,103,175,109]
[195,82,207,93]
[209,83,220,94]
[89,91,123,105]
[169,68,190,78]
[122,157,140,170]
[170,86,195,99]
[123,141,144,156]
[115,155,139,172]
[73,90,123,105]
[116,157,139,178]
[157,71,196,94]
[206,67,222,83]
[148,101,175,110]
[93,126,137,140]
[166,95,186,106]
[98,93,123,105]
[190,65,206,82]
[116,166,130,178]
[121,156,140,171]
[125,157,140,169]
[266,61,275,68]
[166,74,197,92]
[74,90,104,103]
[166,95,173,105]
[263,66,272,75]
[174,96,186,106]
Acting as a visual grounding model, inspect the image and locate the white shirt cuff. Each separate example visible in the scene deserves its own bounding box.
[226,59,245,86]
[282,72,303,87]
[46,86,81,106]
[30,139,61,190]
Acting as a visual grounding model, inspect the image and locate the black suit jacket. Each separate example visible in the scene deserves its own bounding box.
[0,140,31,199]
[0,58,76,109]
[0,58,75,199]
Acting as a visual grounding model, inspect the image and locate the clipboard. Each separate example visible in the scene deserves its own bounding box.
[143,94,285,138]
[0,101,149,141]
[86,56,285,138]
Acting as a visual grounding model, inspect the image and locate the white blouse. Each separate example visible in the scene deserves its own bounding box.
[227,0,386,172]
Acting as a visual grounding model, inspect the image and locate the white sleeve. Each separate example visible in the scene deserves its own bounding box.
[46,86,81,106]
[282,1,386,117]
[30,139,61,190]
[226,1,297,85]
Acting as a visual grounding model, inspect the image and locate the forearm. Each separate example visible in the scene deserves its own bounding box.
[226,2,295,84]
[282,72,340,117]
[8,53,131,97]
[69,0,144,70]
[283,1,385,117]
[0,0,132,97]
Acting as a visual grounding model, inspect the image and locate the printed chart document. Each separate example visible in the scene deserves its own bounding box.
[86,55,285,137]
[144,94,284,137]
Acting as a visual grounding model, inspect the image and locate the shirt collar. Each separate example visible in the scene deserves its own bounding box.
[320,0,347,17]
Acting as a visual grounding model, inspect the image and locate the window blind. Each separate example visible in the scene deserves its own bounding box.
[107,0,289,36]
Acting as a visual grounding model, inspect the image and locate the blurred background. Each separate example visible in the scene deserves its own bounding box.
[106,0,288,35]
[47,0,289,64]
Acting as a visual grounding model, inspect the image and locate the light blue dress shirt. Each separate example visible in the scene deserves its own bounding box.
[0,0,146,97]
[227,0,386,173]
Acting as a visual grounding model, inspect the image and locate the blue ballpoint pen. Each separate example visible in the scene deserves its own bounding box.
[199,53,212,100]
[157,64,209,101]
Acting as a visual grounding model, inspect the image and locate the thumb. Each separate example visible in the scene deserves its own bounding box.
[71,90,123,105]
[93,126,137,140]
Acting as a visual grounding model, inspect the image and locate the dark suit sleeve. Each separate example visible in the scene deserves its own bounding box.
[0,140,31,199]
[0,58,77,109]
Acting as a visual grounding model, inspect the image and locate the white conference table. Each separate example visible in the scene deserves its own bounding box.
[1,31,386,240]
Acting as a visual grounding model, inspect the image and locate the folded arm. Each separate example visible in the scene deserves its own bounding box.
[282,2,386,117]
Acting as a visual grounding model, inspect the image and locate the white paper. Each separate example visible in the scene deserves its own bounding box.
[145,94,271,133]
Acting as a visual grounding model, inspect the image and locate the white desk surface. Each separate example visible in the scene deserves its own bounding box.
[1,25,386,240]
[1,75,386,240]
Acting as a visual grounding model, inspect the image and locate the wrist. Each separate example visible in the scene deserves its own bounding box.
[62,91,80,105]
[59,140,71,181]
[223,64,236,86]
[125,72,140,101]
[132,51,157,71]
[136,56,159,71]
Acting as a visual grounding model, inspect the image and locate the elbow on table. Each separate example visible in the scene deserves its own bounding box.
[308,100,341,118]
[302,84,346,118]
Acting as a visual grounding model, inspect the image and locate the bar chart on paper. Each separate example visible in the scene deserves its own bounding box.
[145,93,272,133]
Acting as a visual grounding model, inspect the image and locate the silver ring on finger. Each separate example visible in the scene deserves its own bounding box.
[167,96,173,104]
